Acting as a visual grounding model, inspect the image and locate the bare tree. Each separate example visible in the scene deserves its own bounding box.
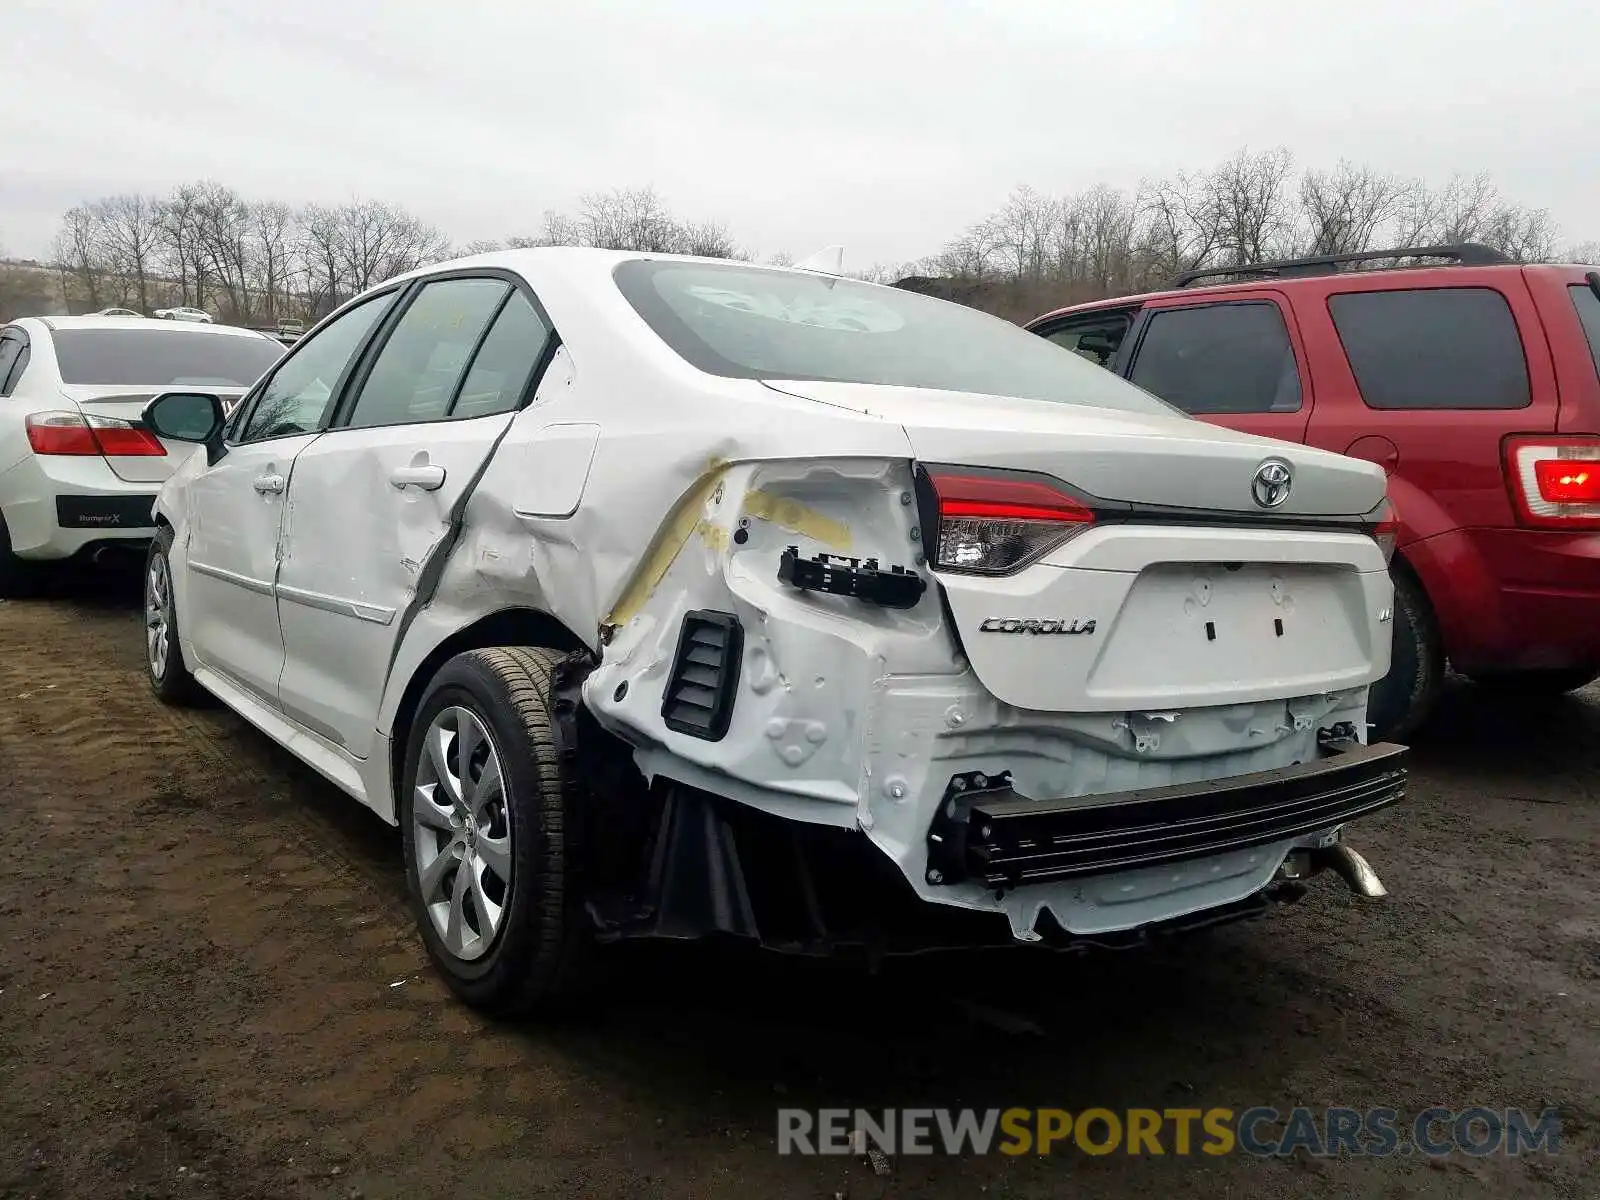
[579,186,681,252]
[1201,146,1298,265]
[677,218,740,259]
[52,204,106,311]
[336,200,450,294]
[1565,240,1600,266]
[248,201,296,321]
[154,184,208,309]
[191,182,256,320]
[93,194,162,312]
[1298,162,1405,256]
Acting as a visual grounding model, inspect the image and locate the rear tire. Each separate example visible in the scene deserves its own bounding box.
[0,516,42,599]
[1366,565,1443,743]
[400,647,591,1016]
[144,526,203,705]
[1467,666,1600,696]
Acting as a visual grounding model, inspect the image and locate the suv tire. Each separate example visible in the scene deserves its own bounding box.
[400,647,591,1016]
[1367,566,1443,743]
[1467,666,1600,696]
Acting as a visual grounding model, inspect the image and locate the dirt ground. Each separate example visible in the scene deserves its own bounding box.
[0,569,1595,1200]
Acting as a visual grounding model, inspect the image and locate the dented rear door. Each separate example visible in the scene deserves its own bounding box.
[274,277,555,759]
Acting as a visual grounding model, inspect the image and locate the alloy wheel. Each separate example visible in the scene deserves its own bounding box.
[411,705,514,961]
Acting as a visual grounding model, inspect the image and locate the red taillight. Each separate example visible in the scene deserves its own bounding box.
[924,466,1094,575]
[1532,459,1600,505]
[26,411,166,458]
[1504,435,1600,529]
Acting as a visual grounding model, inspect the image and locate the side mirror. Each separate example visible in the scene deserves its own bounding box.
[143,391,225,443]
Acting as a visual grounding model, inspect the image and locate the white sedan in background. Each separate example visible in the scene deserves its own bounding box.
[137,247,1407,1019]
[154,306,214,323]
[0,315,284,591]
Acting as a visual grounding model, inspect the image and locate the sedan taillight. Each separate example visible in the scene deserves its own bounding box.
[923,466,1095,575]
[26,411,167,457]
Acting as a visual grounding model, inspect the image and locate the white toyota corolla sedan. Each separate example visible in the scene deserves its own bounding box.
[139,248,1408,1015]
[0,315,284,591]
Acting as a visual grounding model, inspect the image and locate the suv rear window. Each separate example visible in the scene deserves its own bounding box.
[1327,287,1530,410]
[612,259,1178,415]
[1568,284,1600,379]
[52,329,285,388]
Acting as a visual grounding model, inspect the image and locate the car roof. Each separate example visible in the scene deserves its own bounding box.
[32,314,275,341]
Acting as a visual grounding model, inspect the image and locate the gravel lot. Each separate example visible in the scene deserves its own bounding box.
[1,570,1595,1199]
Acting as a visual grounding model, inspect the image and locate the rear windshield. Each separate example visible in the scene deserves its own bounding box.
[1569,284,1600,379]
[52,328,285,387]
[612,259,1179,415]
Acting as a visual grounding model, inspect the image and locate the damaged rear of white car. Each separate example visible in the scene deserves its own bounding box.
[143,248,1406,1015]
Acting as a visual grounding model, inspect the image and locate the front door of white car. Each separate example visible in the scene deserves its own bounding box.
[274,276,557,759]
[182,291,398,707]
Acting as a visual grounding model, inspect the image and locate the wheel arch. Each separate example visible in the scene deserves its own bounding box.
[385,606,592,817]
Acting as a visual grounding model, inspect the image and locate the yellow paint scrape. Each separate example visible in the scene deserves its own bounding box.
[743,490,852,551]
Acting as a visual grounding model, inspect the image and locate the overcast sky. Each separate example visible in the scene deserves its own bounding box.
[5,0,1597,268]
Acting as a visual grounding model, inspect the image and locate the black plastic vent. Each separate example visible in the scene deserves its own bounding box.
[661,610,743,741]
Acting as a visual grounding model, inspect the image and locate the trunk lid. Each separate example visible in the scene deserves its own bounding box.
[762,380,1386,516]
[60,385,248,483]
[762,380,1392,713]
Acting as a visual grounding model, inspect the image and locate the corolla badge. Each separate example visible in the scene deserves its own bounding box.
[979,618,1096,635]
[1251,458,1294,509]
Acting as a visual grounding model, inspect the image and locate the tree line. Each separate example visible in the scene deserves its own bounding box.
[12,147,1600,326]
[902,147,1600,319]
[33,184,739,324]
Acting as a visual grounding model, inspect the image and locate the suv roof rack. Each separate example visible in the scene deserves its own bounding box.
[1170,242,1512,289]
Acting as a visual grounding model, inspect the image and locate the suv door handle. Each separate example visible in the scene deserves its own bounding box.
[390,464,446,491]
[252,472,286,494]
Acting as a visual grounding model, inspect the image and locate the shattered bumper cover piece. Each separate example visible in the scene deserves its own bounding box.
[926,739,1408,889]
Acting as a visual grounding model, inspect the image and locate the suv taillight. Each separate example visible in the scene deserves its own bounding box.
[923,466,1094,575]
[26,411,167,457]
[1504,435,1600,529]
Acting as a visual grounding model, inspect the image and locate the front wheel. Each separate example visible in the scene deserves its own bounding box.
[400,647,591,1016]
[144,526,203,705]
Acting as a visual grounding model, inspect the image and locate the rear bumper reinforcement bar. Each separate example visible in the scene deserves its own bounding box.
[925,738,1408,889]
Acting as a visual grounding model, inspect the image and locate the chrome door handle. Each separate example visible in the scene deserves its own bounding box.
[252,472,286,494]
[389,464,446,491]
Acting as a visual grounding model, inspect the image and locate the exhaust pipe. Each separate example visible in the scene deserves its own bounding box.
[1309,844,1388,900]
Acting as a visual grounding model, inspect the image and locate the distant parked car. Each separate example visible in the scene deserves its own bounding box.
[0,315,285,592]
[95,307,144,318]
[276,318,304,337]
[154,306,213,324]
[1026,242,1600,740]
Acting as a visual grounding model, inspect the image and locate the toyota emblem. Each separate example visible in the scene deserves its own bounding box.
[1251,458,1293,509]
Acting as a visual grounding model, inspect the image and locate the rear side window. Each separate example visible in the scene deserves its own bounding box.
[1328,287,1530,410]
[344,277,511,429]
[51,329,285,387]
[1567,285,1600,379]
[452,291,553,419]
[1128,302,1302,414]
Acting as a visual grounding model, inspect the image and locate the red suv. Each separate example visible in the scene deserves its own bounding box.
[1025,244,1600,740]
